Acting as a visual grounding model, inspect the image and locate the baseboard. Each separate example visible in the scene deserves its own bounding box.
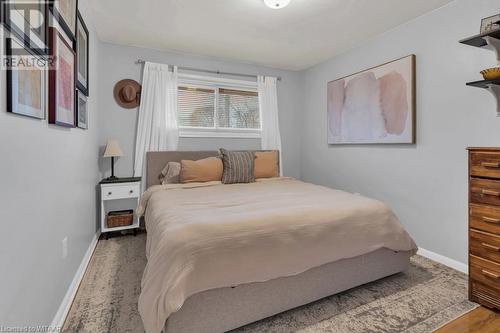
[417,247,468,274]
[50,230,100,329]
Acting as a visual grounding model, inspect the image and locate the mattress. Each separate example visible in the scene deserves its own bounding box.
[138,178,417,333]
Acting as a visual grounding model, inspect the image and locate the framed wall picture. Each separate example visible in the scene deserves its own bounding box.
[327,55,415,144]
[76,89,88,129]
[48,27,76,127]
[1,0,49,55]
[480,13,500,34]
[6,36,47,119]
[75,10,89,96]
[49,0,78,41]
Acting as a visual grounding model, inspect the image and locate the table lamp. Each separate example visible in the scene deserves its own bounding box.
[103,139,123,180]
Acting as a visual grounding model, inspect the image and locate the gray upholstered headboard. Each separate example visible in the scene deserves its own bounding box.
[146,151,219,188]
[146,150,280,188]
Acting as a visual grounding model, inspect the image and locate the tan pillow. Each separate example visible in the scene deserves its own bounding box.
[254,151,279,179]
[180,157,223,183]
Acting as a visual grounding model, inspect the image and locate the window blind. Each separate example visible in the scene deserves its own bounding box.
[217,88,260,129]
[178,86,215,127]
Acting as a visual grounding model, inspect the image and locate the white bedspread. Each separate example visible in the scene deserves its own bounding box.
[138,178,417,333]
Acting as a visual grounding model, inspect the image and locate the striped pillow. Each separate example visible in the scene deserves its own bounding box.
[220,149,256,184]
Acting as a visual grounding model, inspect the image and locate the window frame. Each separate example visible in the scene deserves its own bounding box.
[177,74,262,139]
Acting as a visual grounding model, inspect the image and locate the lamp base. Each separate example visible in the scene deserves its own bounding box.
[106,176,119,181]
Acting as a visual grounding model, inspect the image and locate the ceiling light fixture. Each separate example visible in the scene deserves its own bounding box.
[264,0,291,10]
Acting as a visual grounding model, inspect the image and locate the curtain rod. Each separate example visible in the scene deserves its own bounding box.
[135,59,282,81]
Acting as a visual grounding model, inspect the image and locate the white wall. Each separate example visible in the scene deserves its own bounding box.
[0,1,101,326]
[97,43,302,179]
[299,0,500,264]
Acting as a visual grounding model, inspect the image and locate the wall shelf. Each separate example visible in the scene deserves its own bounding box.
[466,78,500,88]
[466,79,500,116]
[461,28,500,116]
[460,29,500,63]
[460,28,500,47]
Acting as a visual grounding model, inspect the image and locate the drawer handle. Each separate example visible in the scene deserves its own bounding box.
[481,242,500,252]
[481,189,500,196]
[481,269,500,280]
[482,216,500,224]
[481,162,500,168]
[108,192,112,195]
[129,190,134,194]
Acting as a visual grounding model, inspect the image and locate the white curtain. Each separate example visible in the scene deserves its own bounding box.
[134,62,179,184]
[258,76,283,175]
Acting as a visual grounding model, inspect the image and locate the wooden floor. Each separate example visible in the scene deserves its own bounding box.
[434,306,500,333]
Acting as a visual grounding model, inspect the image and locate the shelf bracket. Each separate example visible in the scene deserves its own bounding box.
[484,36,500,64]
[487,84,500,116]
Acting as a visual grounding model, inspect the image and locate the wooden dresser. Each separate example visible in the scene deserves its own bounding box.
[468,147,500,309]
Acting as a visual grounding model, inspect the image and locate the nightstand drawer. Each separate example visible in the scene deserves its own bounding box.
[101,184,140,200]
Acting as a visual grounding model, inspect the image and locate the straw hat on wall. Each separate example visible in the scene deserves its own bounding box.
[114,79,142,109]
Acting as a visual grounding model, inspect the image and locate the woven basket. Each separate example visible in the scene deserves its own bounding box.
[480,67,500,80]
[107,210,134,228]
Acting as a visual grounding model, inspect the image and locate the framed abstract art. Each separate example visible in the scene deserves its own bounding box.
[49,0,78,41]
[327,55,415,144]
[6,36,47,119]
[1,0,49,55]
[75,10,89,95]
[48,27,76,127]
[76,89,88,129]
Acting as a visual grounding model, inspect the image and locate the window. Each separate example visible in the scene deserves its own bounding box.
[177,75,261,138]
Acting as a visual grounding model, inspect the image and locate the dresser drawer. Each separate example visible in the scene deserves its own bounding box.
[470,230,500,263]
[470,255,500,294]
[101,184,140,200]
[470,151,500,179]
[470,178,500,206]
[470,204,500,235]
[470,279,500,309]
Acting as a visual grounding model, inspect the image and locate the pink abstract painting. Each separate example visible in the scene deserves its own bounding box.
[57,57,73,110]
[327,55,415,144]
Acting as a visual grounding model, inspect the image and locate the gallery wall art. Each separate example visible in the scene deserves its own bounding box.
[3,0,89,129]
[48,26,76,127]
[75,10,89,95]
[76,89,88,129]
[1,0,49,55]
[6,37,47,119]
[327,55,415,144]
[49,0,78,41]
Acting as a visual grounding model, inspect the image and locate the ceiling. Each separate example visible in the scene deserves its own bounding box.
[89,0,453,71]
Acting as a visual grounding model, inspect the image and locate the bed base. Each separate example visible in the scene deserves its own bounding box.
[163,248,413,333]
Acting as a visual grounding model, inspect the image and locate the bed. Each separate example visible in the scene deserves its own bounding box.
[139,151,417,333]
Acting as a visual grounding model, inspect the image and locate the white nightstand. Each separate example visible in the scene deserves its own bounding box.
[99,178,141,237]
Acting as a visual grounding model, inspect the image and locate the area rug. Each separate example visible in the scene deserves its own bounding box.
[62,234,476,333]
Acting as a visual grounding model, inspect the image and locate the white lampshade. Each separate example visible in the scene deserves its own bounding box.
[103,139,124,157]
[264,0,291,9]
